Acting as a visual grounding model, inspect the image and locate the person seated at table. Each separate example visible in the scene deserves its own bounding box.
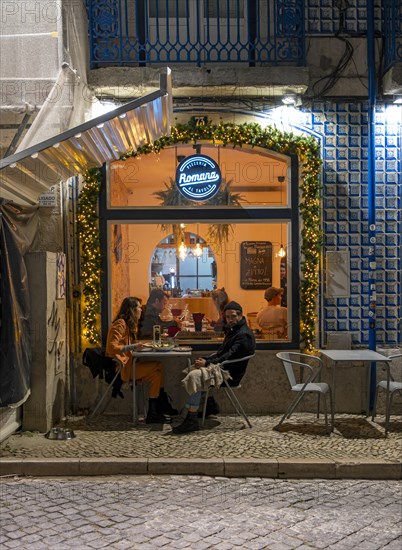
[139,289,180,339]
[256,287,288,339]
[210,287,229,332]
[172,301,256,434]
[152,271,166,289]
[106,296,175,423]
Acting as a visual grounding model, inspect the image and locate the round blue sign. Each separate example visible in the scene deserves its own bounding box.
[175,154,222,202]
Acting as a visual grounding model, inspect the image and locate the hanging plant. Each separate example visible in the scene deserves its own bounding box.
[153,177,243,253]
[79,121,322,351]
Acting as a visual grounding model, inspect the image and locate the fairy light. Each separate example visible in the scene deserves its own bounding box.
[79,121,322,352]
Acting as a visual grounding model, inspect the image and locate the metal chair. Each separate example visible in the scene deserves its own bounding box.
[276,352,334,434]
[371,353,402,435]
[201,354,255,428]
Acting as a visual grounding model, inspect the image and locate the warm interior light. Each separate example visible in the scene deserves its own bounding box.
[277,245,286,258]
[193,224,203,257]
[194,242,203,257]
[178,240,187,261]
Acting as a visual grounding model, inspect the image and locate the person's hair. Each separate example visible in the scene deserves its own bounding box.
[113,297,141,336]
[147,288,167,306]
[211,287,229,313]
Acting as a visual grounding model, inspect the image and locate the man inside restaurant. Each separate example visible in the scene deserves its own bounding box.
[139,289,179,339]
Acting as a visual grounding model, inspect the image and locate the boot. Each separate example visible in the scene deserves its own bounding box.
[172,411,199,434]
[197,395,220,418]
[157,388,178,416]
[146,398,167,424]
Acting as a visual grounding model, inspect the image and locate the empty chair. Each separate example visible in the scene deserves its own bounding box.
[276,352,334,434]
[201,355,255,428]
[372,353,402,435]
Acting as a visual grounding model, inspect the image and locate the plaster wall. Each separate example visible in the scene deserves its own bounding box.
[36,188,64,251]
[306,37,369,97]
[24,251,67,432]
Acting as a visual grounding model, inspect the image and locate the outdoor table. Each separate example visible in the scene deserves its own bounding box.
[320,349,392,415]
[126,345,192,424]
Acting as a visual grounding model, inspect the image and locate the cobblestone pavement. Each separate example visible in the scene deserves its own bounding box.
[0,476,401,549]
[1,414,401,462]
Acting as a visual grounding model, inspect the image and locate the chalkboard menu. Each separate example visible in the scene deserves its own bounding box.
[240,241,273,290]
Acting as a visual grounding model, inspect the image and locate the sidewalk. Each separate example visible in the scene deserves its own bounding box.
[1,413,401,479]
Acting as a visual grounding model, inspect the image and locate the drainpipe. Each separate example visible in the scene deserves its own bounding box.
[367,0,377,409]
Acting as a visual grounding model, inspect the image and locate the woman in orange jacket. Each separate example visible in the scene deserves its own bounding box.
[106,296,169,424]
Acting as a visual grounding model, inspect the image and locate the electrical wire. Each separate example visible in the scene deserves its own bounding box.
[312,0,355,99]
[312,36,354,98]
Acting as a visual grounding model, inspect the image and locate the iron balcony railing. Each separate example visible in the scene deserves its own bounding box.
[383,0,402,72]
[88,0,305,67]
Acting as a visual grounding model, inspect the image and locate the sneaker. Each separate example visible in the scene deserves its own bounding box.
[197,396,220,418]
[145,411,167,424]
[172,414,199,434]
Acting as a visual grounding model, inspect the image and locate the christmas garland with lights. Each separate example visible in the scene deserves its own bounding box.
[79,121,322,350]
[78,167,102,344]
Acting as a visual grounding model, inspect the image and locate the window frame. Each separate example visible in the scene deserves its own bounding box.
[99,153,300,350]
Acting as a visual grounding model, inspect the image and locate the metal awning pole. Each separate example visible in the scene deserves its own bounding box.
[367,0,377,411]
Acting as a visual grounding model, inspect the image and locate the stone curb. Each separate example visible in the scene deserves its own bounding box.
[1,458,401,479]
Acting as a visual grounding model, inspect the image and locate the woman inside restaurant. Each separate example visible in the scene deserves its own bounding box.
[256,287,288,339]
[106,296,172,423]
[210,287,229,332]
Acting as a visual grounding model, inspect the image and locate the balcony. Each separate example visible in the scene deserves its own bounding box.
[88,0,305,68]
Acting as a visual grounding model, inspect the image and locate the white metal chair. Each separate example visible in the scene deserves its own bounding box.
[276,352,334,433]
[371,353,402,435]
[201,354,255,428]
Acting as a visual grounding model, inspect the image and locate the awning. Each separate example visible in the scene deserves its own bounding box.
[0,68,173,204]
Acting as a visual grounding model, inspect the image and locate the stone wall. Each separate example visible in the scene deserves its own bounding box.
[75,349,402,417]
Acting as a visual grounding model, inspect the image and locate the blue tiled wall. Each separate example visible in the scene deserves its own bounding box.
[306,0,382,34]
[309,101,401,346]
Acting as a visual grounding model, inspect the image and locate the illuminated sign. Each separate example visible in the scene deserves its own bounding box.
[176,154,221,202]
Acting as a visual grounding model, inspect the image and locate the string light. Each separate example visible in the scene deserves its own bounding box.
[79,121,322,352]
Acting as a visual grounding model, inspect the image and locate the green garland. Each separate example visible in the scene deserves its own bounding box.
[79,121,322,350]
[78,167,102,344]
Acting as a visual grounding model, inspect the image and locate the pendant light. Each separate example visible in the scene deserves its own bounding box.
[277,223,286,258]
[178,240,187,261]
[194,224,203,257]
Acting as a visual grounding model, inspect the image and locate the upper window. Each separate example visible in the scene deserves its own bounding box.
[109,144,290,208]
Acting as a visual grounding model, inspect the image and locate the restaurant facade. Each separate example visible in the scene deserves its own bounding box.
[0,0,401,434]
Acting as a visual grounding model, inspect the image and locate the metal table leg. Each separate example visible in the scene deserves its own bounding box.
[132,356,138,424]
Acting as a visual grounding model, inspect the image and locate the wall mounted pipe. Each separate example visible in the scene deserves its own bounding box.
[367,0,377,409]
